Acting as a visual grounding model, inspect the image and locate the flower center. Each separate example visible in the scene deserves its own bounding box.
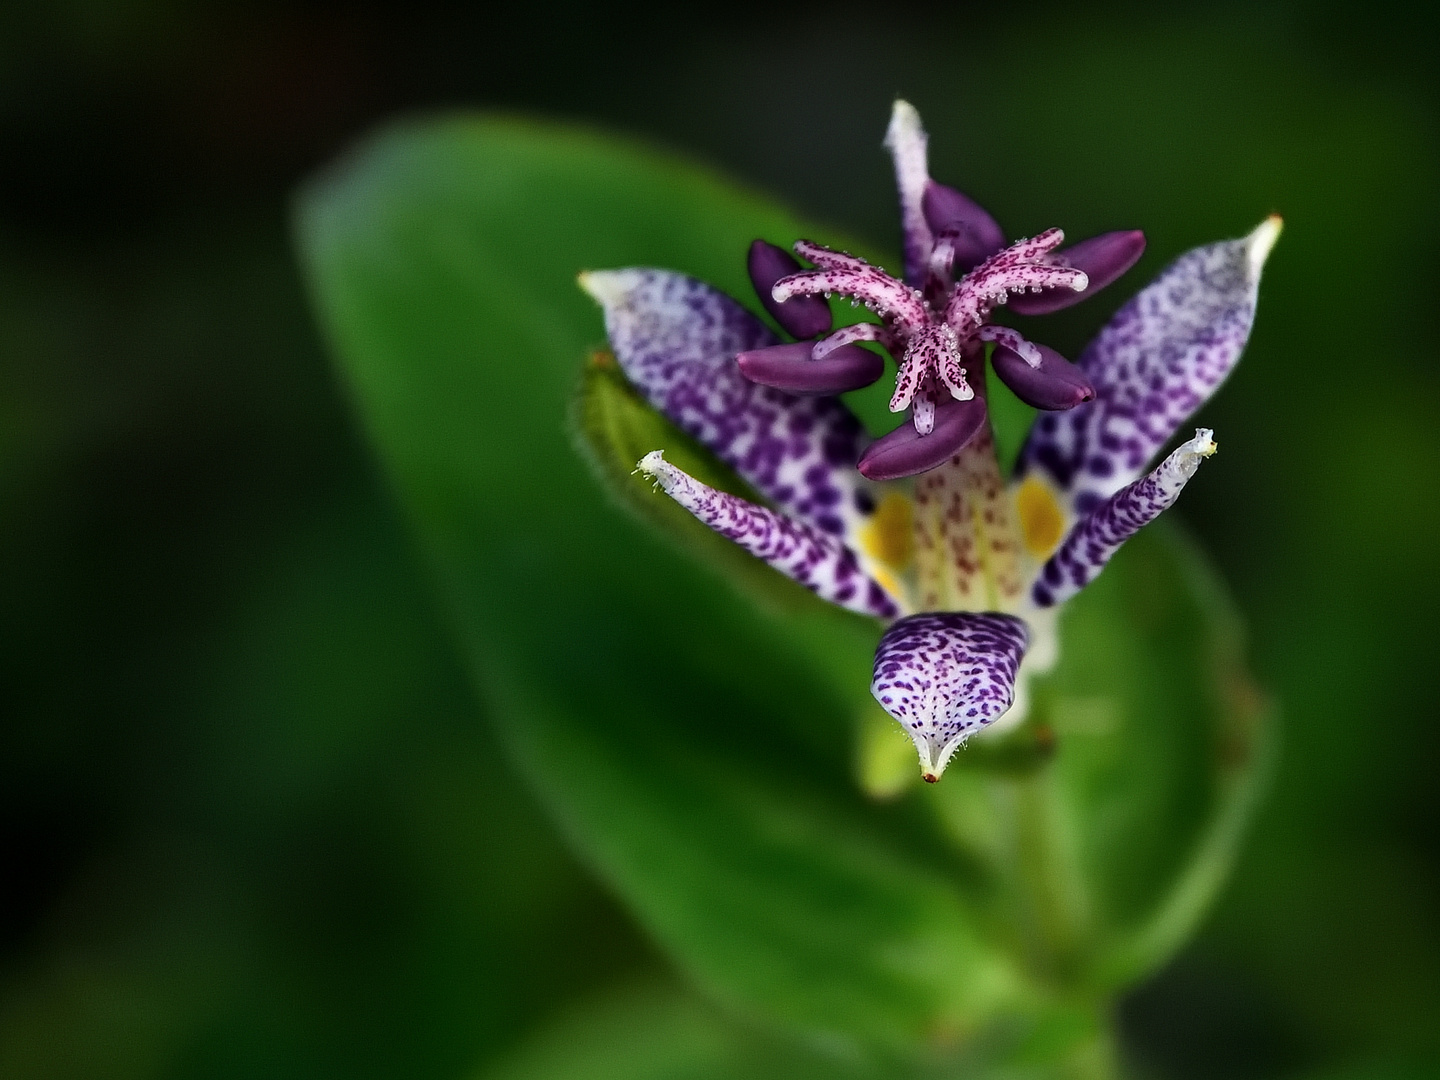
[771,233,1088,435]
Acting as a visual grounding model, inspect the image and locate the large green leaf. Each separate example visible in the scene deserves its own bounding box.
[295,114,1271,1064]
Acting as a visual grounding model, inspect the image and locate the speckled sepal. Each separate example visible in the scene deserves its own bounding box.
[580,268,872,538]
[1017,217,1280,512]
[870,611,1029,781]
[1032,429,1217,607]
[635,451,901,618]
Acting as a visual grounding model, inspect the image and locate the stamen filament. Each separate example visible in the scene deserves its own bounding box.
[813,322,897,358]
[978,325,1043,368]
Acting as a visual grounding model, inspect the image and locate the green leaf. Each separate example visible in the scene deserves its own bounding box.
[295,112,1271,1063]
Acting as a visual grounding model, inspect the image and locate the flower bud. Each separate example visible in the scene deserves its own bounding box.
[921,181,1005,273]
[736,342,884,395]
[857,396,987,480]
[748,240,832,338]
[1007,230,1145,315]
[991,343,1094,410]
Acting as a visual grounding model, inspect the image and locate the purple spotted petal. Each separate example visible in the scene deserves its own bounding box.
[1007,230,1146,316]
[747,240,833,339]
[737,342,885,395]
[1032,429,1216,608]
[991,343,1094,411]
[871,612,1029,782]
[637,452,899,618]
[922,181,1006,274]
[1016,217,1281,510]
[884,100,934,287]
[580,269,871,537]
[857,396,987,481]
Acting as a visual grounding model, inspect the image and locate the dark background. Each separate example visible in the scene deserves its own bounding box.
[2,2,1438,1078]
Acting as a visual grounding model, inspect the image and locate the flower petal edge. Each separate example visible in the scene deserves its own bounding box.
[580,268,874,538]
[871,611,1029,781]
[1016,216,1280,512]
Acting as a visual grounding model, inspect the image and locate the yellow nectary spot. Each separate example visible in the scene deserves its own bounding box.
[859,492,914,571]
[869,565,905,603]
[1017,475,1066,559]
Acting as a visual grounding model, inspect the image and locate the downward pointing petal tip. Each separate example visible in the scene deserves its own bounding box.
[871,612,1029,782]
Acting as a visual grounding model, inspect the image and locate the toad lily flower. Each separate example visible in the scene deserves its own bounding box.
[579,101,1280,782]
[738,101,1148,481]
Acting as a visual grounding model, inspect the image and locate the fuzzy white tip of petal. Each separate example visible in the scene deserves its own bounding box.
[1245,215,1283,282]
[918,732,972,784]
[634,449,676,489]
[577,269,643,308]
[1170,428,1218,478]
[910,729,959,784]
[884,99,925,152]
[1070,271,1090,292]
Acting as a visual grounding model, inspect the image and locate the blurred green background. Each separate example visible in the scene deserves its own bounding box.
[2,2,1438,1078]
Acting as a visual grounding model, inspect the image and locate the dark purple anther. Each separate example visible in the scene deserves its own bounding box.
[1007,230,1146,316]
[737,342,885,395]
[991,343,1094,410]
[857,397,988,480]
[748,240,832,339]
[921,181,1006,274]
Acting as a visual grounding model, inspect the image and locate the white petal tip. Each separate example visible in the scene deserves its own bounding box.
[885,100,924,147]
[1245,215,1283,280]
[1070,271,1090,292]
[915,732,968,783]
[913,740,943,783]
[1169,428,1218,478]
[577,269,638,307]
[634,449,667,476]
[1188,427,1218,457]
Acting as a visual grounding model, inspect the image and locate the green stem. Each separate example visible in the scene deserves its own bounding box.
[1011,758,1091,983]
[1060,1018,1122,1080]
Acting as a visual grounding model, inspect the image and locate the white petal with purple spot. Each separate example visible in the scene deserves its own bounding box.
[1018,217,1279,515]
[871,612,1029,781]
[637,451,900,618]
[581,268,874,538]
[1032,429,1217,607]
